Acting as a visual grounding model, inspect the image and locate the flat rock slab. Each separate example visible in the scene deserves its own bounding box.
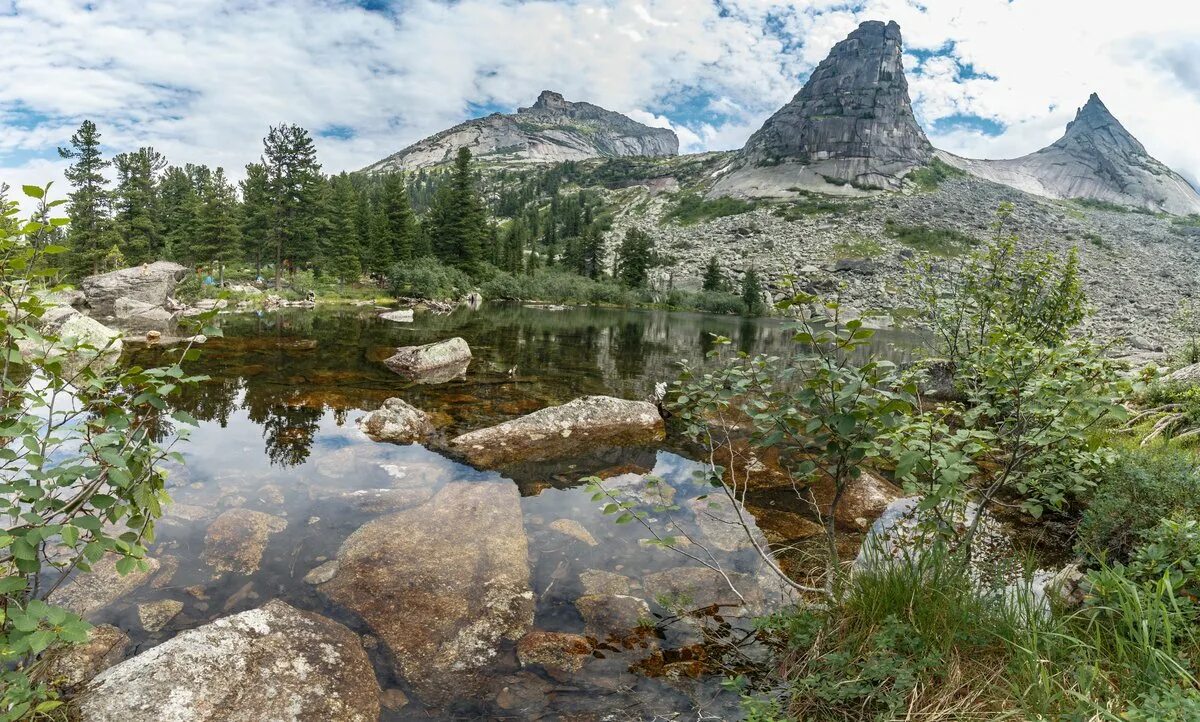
[48,555,160,620]
[202,508,287,575]
[450,395,665,469]
[77,600,380,722]
[383,337,472,383]
[320,482,533,705]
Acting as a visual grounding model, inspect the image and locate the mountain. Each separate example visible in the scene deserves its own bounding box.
[940,94,1200,215]
[363,91,679,173]
[712,20,933,198]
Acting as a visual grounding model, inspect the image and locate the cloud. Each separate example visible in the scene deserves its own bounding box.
[1,0,1198,197]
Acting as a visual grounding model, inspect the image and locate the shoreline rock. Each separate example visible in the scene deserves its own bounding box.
[383,337,472,384]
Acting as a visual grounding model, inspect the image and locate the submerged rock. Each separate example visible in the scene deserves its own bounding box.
[113,296,177,333]
[138,599,184,633]
[548,518,598,546]
[319,482,533,705]
[380,309,414,322]
[574,593,651,640]
[359,397,433,444]
[383,337,472,383]
[449,395,665,469]
[40,624,128,693]
[48,555,160,620]
[201,509,287,576]
[77,600,380,722]
[579,569,636,597]
[516,631,594,673]
[80,261,188,317]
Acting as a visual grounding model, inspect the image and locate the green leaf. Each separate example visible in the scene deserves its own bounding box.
[21,184,44,199]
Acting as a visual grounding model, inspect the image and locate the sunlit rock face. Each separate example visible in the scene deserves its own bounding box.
[714,20,933,197]
[319,482,534,706]
[363,90,679,173]
[939,94,1200,215]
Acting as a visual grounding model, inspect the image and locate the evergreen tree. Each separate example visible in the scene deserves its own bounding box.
[0,184,18,236]
[428,148,487,272]
[501,218,526,273]
[741,268,765,315]
[579,225,606,279]
[111,147,166,264]
[702,255,725,292]
[158,165,200,263]
[58,120,111,277]
[325,173,363,285]
[194,167,242,283]
[616,227,654,288]
[239,162,272,278]
[261,124,324,289]
[353,187,380,277]
[381,174,417,264]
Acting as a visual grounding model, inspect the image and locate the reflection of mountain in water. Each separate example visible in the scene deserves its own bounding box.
[130,304,920,467]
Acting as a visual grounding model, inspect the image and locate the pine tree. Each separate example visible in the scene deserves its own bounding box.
[112,147,166,264]
[428,148,488,273]
[194,167,242,283]
[616,227,654,288]
[381,174,417,264]
[158,165,200,263]
[58,120,111,277]
[0,184,18,236]
[702,255,725,292]
[240,162,272,278]
[325,173,363,285]
[580,225,606,279]
[261,124,324,289]
[501,218,525,273]
[741,268,765,315]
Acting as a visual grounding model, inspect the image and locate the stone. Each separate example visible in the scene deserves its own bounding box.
[516,631,594,673]
[688,495,770,553]
[642,566,759,611]
[914,358,962,402]
[359,397,433,444]
[25,309,123,365]
[319,482,533,705]
[1167,362,1200,386]
[574,594,651,640]
[380,688,409,710]
[303,560,340,585]
[40,624,128,693]
[48,555,160,620]
[364,90,677,173]
[579,569,636,596]
[78,600,380,722]
[548,518,598,546]
[449,395,664,469]
[1129,335,1164,352]
[603,473,676,507]
[80,261,189,317]
[383,337,472,383]
[113,296,176,333]
[940,94,1200,216]
[715,20,932,196]
[379,309,414,322]
[334,487,435,513]
[201,508,287,575]
[138,599,184,632]
[745,505,824,544]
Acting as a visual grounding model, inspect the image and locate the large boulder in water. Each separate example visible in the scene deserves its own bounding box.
[80,261,188,317]
[113,296,177,334]
[383,337,472,384]
[319,482,533,705]
[76,600,380,722]
[449,395,665,469]
[358,397,433,444]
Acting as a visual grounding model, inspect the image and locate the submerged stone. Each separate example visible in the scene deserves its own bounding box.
[516,630,594,673]
[201,508,287,576]
[574,593,651,640]
[48,555,160,620]
[548,518,598,546]
[138,599,184,633]
[449,395,664,469]
[319,482,533,705]
[77,600,380,722]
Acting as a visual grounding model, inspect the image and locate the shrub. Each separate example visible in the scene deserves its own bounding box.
[908,157,966,191]
[1077,448,1200,563]
[666,289,745,315]
[663,193,757,226]
[387,257,474,300]
[884,219,978,256]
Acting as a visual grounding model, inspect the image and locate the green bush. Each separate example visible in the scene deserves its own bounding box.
[663,193,757,226]
[387,257,474,300]
[885,219,978,256]
[908,157,966,191]
[1077,448,1200,563]
[666,289,745,315]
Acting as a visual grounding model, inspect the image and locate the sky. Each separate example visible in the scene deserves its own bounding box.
[2,0,1199,198]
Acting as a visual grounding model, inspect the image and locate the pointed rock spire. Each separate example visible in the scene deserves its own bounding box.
[714,20,932,196]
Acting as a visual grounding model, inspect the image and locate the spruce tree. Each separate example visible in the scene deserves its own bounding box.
[381,174,417,263]
[741,268,765,315]
[580,225,606,279]
[702,255,725,292]
[112,147,166,264]
[325,173,362,285]
[158,165,200,264]
[502,218,525,273]
[616,227,654,288]
[428,148,487,273]
[194,167,242,283]
[261,124,324,289]
[239,163,272,279]
[58,120,111,277]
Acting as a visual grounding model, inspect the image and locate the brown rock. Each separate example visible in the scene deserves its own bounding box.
[39,624,128,693]
[48,555,160,620]
[516,631,594,673]
[574,594,651,640]
[202,508,287,575]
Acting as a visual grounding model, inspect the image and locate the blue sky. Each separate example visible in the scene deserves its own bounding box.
[2,0,1198,192]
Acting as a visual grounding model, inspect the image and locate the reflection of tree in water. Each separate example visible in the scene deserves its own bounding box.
[613,320,647,379]
[171,377,241,427]
[244,385,323,467]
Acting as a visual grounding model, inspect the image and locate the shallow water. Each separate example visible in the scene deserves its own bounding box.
[88,303,919,719]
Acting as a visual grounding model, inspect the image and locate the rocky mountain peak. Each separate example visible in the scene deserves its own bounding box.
[714,20,933,196]
[1055,92,1148,156]
[529,90,568,112]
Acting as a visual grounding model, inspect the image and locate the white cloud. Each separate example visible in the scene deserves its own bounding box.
[0,0,1198,196]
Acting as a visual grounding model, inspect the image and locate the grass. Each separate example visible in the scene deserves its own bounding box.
[663,193,758,226]
[884,219,979,257]
[831,235,886,259]
[774,192,867,221]
[908,158,967,192]
[1073,197,1157,215]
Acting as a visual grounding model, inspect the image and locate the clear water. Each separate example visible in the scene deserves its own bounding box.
[88,303,919,720]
